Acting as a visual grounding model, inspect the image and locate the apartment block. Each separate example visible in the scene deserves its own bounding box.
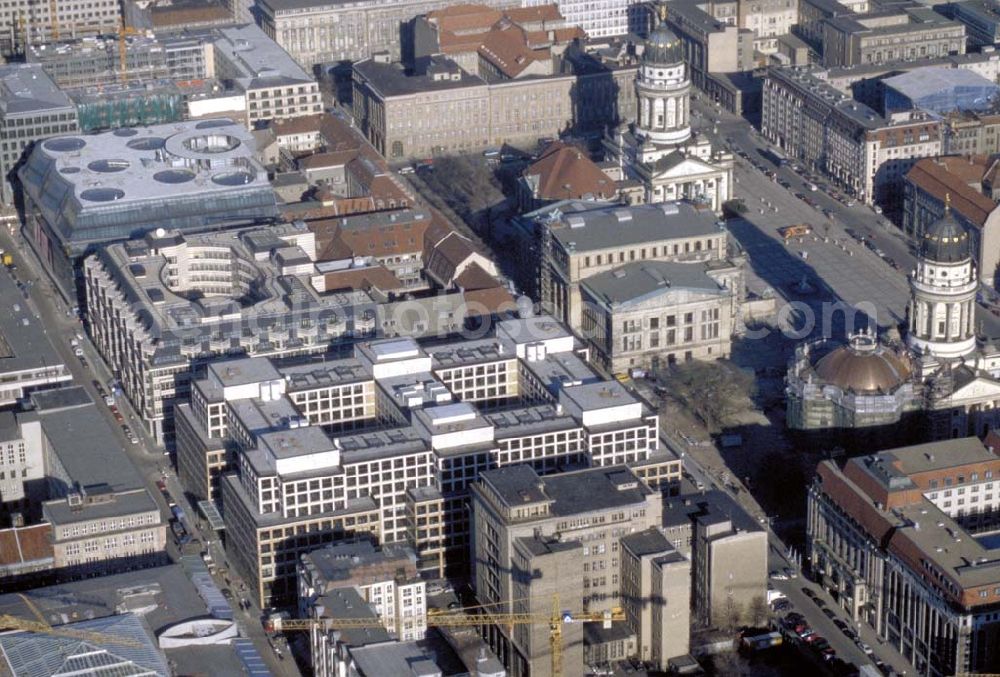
[177,319,679,605]
[808,438,1000,675]
[822,7,966,68]
[0,64,79,205]
[762,66,941,205]
[471,464,664,676]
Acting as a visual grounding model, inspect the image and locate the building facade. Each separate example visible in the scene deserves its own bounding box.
[352,48,637,162]
[470,464,664,677]
[0,0,121,57]
[822,8,966,68]
[808,438,1000,676]
[580,259,742,371]
[0,64,79,205]
[762,67,941,205]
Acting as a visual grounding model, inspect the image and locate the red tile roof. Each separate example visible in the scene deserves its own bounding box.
[906,158,997,228]
[0,523,53,568]
[524,141,617,201]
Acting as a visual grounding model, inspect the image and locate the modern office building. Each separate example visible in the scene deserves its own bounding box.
[85,212,509,446]
[176,319,680,605]
[808,438,1000,676]
[880,67,1000,116]
[0,64,79,205]
[19,118,278,299]
[470,464,669,677]
[946,0,1000,48]
[26,34,173,89]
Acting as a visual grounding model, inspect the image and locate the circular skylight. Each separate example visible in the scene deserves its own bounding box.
[195,119,234,130]
[126,137,166,151]
[80,188,125,202]
[211,171,254,186]
[113,128,139,137]
[88,159,130,173]
[154,169,196,184]
[44,137,86,152]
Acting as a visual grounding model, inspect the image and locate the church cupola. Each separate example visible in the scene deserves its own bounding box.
[635,24,691,147]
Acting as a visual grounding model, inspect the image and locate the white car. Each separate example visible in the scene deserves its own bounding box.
[769,570,789,581]
[860,643,874,656]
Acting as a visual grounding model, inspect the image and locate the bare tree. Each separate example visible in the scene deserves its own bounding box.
[717,597,745,633]
[748,595,769,628]
[659,361,757,433]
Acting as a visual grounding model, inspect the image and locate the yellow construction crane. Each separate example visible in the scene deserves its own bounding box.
[48,0,59,40]
[1,594,143,648]
[118,17,141,82]
[267,595,625,677]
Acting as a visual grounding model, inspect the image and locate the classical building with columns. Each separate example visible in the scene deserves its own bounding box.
[787,205,1000,442]
[604,24,734,212]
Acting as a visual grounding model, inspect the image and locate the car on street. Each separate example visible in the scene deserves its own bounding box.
[771,599,792,612]
[769,570,789,581]
[823,607,837,619]
[783,567,798,579]
[859,643,875,656]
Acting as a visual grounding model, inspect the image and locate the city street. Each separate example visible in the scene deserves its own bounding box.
[0,227,300,677]
[691,96,913,334]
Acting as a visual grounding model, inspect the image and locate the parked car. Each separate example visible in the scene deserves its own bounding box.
[769,570,789,581]
[783,567,798,579]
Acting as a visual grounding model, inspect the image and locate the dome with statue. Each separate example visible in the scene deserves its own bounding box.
[643,24,683,65]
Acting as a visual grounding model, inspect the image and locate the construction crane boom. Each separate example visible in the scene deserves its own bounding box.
[0,614,143,647]
[267,597,624,677]
[48,0,59,40]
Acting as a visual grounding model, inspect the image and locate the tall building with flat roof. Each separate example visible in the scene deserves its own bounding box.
[0,0,121,58]
[0,64,79,205]
[471,463,666,676]
[176,321,679,605]
[19,118,277,298]
[809,437,1000,675]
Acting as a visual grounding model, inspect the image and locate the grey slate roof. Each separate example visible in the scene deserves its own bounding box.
[0,63,75,117]
[582,260,726,307]
[526,200,723,252]
[28,386,145,492]
[354,56,486,98]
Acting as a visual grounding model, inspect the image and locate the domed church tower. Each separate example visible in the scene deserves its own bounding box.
[635,25,691,148]
[906,196,978,361]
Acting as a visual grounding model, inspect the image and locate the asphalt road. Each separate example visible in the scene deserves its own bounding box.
[0,227,301,677]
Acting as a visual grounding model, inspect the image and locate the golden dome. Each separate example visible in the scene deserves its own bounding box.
[812,335,910,393]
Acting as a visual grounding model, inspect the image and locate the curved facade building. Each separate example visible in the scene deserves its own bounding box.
[18,119,278,298]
